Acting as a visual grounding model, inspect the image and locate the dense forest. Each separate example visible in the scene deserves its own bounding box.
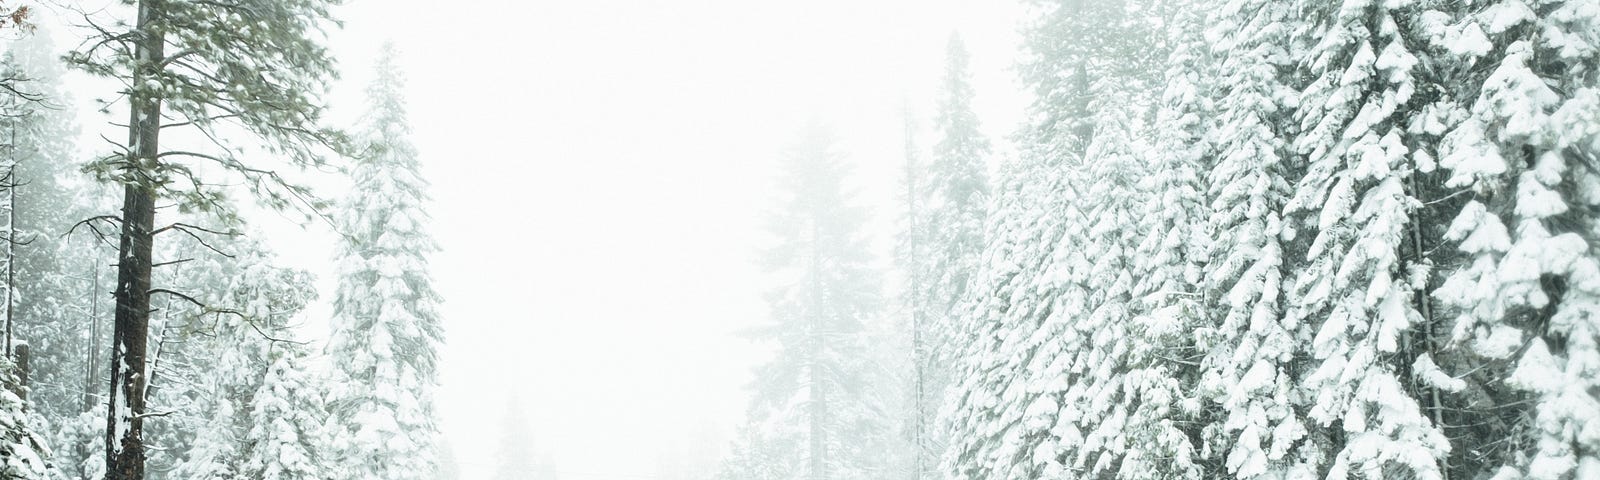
[0,1,1595,480]
[716,1,1600,480]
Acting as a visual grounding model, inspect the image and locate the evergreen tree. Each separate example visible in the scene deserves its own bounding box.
[1427,1,1600,478]
[734,122,888,480]
[1016,0,1162,153]
[59,406,108,480]
[162,237,319,480]
[943,1,1167,479]
[1278,0,1456,477]
[902,32,991,480]
[1193,0,1307,477]
[1052,78,1163,477]
[166,398,240,480]
[923,34,992,350]
[942,140,1089,480]
[0,357,47,480]
[64,2,347,477]
[238,345,330,480]
[1114,2,1213,476]
[324,43,445,480]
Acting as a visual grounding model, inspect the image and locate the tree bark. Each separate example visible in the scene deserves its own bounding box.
[106,187,154,480]
[15,342,27,407]
[105,2,163,479]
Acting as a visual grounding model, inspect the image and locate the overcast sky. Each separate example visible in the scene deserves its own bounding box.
[44,1,1028,479]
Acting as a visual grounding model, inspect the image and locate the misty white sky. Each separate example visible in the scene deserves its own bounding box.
[42,1,1029,479]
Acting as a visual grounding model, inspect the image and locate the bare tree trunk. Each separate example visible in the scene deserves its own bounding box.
[902,107,926,480]
[4,98,14,362]
[105,2,164,479]
[86,254,101,412]
[808,219,828,480]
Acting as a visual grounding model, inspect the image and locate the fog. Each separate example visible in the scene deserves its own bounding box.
[321,2,1025,479]
[11,1,1598,480]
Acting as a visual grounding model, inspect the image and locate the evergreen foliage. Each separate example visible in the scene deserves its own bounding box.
[324,44,445,480]
[729,122,892,480]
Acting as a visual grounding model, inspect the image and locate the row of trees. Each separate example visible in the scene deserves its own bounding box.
[0,2,448,479]
[719,0,1599,480]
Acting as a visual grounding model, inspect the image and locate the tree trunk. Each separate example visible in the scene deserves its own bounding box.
[903,108,926,480]
[5,104,15,362]
[15,342,27,407]
[1408,172,1449,480]
[106,1,164,479]
[808,219,827,480]
[106,186,154,480]
[810,371,827,480]
[86,255,100,413]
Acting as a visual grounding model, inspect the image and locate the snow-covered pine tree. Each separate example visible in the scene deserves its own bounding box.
[739,122,888,480]
[1279,0,1455,477]
[1049,78,1152,477]
[166,398,240,480]
[1194,0,1308,477]
[1113,2,1213,476]
[944,2,1166,479]
[0,356,47,480]
[1425,1,1600,478]
[1016,0,1163,154]
[154,233,316,479]
[238,344,330,480]
[923,33,993,356]
[64,1,347,476]
[901,32,992,480]
[325,43,445,480]
[58,406,107,480]
[942,136,1090,480]
[118,237,318,480]
[143,248,234,479]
